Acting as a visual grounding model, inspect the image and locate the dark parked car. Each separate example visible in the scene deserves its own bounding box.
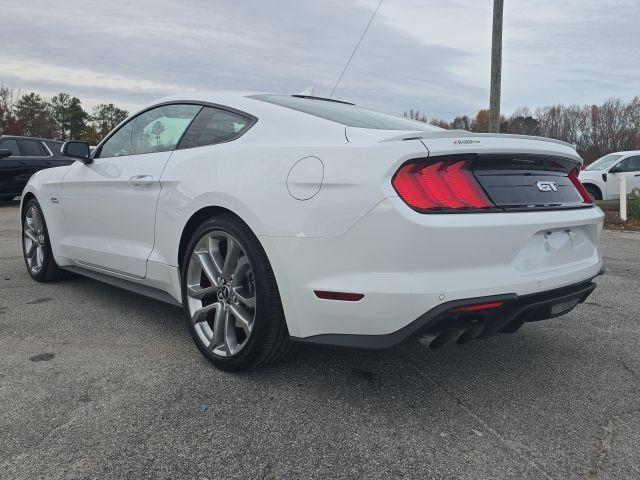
[0,136,74,200]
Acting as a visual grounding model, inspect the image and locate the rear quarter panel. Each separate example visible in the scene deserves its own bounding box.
[151,128,428,267]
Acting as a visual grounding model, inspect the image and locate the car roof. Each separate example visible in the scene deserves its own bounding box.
[144,91,368,122]
[0,135,63,143]
[608,151,640,156]
[148,91,278,111]
[126,91,360,142]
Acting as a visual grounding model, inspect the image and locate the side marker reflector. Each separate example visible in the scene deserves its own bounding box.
[450,302,504,313]
[314,291,364,302]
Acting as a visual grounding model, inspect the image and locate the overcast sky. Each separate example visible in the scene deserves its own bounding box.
[1,0,638,119]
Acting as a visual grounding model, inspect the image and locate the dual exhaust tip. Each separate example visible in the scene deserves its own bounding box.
[419,322,485,350]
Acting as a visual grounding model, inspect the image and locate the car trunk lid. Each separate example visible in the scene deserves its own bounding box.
[376,129,592,212]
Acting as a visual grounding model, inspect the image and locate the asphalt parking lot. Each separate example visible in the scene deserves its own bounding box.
[1,199,639,480]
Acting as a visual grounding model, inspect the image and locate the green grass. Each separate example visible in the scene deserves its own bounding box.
[629,188,640,221]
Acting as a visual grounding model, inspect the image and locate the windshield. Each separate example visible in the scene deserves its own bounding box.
[250,94,442,131]
[585,154,623,171]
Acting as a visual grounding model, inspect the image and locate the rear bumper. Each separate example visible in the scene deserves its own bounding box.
[293,279,598,349]
[261,198,604,340]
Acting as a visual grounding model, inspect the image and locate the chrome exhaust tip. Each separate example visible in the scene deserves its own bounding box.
[419,328,465,350]
[456,323,485,345]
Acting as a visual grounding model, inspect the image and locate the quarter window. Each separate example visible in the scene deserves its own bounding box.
[0,139,20,156]
[45,141,62,154]
[178,107,251,149]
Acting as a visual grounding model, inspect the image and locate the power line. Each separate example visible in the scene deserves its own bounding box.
[329,0,384,98]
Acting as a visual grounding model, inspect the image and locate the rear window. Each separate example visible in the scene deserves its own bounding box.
[250,94,442,131]
[20,139,47,156]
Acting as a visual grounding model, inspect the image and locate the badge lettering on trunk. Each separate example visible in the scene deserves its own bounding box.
[536,181,558,192]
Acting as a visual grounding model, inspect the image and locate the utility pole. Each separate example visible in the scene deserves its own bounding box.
[489,0,504,133]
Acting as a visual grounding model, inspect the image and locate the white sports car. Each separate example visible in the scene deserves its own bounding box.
[21,92,604,371]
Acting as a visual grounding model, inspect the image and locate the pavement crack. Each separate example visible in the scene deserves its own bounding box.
[584,302,620,311]
[404,355,556,480]
[617,358,640,382]
[585,410,640,480]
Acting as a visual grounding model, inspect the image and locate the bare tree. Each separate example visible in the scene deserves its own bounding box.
[0,85,20,135]
[403,109,428,123]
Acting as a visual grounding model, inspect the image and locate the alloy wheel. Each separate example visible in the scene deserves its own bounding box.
[185,231,256,358]
[23,206,46,275]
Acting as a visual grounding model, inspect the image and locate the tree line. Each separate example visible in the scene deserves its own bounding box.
[2,83,638,163]
[407,97,640,164]
[0,85,129,145]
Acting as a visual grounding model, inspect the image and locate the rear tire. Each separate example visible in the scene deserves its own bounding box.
[21,198,72,282]
[181,214,294,371]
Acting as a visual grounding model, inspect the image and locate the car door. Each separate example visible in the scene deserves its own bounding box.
[0,138,25,195]
[608,155,640,198]
[17,138,53,182]
[59,103,202,278]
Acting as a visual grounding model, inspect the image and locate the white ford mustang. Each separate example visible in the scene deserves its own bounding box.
[21,92,604,370]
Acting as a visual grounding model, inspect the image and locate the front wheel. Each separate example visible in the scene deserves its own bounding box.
[181,215,294,371]
[585,185,602,201]
[22,198,71,282]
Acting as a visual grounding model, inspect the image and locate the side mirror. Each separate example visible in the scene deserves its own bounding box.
[62,141,92,163]
[609,165,623,174]
[0,149,12,159]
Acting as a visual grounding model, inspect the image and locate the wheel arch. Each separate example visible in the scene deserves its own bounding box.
[582,182,603,200]
[21,191,36,216]
[175,204,297,338]
[178,205,262,269]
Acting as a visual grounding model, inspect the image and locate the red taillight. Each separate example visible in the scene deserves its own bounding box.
[392,160,493,212]
[450,302,504,313]
[568,168,594,204]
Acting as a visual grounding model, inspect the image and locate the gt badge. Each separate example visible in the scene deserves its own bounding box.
[536,181,557,192]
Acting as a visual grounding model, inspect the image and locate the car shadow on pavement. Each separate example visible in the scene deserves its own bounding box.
[0,198,20,209]
[61,270,567,391]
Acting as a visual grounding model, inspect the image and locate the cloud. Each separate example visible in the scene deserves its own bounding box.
[0,0,637,119]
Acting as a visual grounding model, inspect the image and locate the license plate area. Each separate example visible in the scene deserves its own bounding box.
[512,227,596,274]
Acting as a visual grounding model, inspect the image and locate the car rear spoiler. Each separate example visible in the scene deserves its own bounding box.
[378,130,576,149]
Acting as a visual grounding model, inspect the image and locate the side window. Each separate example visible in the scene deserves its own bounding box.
[99,120,135,158]
[626,156,640,172]
[614,156,640,173]
[131,104,201,155]
[98,104,201,158]
[0,139,20,156]
[178,107,251,149]
[19,139,46,157]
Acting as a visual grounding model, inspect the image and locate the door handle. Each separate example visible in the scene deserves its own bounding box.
[129,175,154,186]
